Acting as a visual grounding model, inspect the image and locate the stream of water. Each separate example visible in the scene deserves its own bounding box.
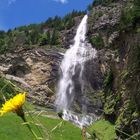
[55,15,98,127]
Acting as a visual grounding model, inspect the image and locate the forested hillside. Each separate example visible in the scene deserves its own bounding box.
[0,10,85,53]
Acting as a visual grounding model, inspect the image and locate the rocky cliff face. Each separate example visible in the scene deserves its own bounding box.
[87,0,140,139]
[0,48,63,106]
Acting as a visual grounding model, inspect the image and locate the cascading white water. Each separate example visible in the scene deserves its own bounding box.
[55,15,98,127]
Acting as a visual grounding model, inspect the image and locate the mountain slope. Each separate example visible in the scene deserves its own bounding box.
[87,0,140,139]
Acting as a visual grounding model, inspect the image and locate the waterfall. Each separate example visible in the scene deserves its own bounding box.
[55,15,98,127]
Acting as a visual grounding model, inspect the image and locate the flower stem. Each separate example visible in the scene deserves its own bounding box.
[21,115,39,140]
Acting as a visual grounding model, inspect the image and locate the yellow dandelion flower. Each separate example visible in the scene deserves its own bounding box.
[0,93,26,116]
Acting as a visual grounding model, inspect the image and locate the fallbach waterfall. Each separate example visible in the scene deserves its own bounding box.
[55,15,98,127]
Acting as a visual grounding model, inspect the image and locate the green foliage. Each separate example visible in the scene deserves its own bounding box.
[96,11,103,19]
[45,16,64,30]
[63,14,75,30]
[127,45,140,113]
[103,70,117,116]
[92,0,117,6]
[121,70,129,81]
[0,30,5,38]
[116,100,136,127]
[89,34,104,49]
[39,31,51,46]
[0,77,21,105]
[115,99,139,139]
[104,95,116,115]
[0,30,9,54]
[0,39,6,53]
[129,45,140,73]
[29,30,40,45]
[120,0,140,30]
[120,6,135,29]
[50,29,61,46]
[103,70,113,92]
[88,120,117,140]
[45,10,85,31]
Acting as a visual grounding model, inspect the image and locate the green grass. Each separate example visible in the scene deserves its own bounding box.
[88,120,117,140]
[0,112,82,140]
[0,113,35,140]
[39,117,82,140]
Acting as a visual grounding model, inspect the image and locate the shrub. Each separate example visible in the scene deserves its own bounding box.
[120,0,140,30]
[89,35,104,49]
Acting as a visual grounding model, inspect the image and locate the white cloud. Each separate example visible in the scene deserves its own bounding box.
[8,0,16,5]
[53,0,68,4]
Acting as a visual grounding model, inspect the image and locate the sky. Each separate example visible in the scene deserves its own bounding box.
[0,0,93,31]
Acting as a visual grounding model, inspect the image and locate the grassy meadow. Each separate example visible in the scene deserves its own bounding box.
[0,111,82,140]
